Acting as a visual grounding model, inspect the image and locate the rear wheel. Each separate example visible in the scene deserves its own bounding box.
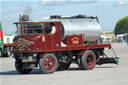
[15,60,32,74]
[6,47,11,57]
[77,57,84,70]
[81,50,96,70]
[0,49,2,57]
[39,54,59,74]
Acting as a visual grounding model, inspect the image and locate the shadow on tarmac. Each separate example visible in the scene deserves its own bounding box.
[0,69,41,75]
[0,66,115,75]
[0,70,19,75]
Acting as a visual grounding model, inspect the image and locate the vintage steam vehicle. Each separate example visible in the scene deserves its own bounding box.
[13,15,119,74]
[0,22,14,57]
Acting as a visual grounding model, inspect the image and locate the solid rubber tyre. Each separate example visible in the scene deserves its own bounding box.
[0,49,2,57]
[6,47,11,57]
[81,50,96,70]
[77,57,84,70]
[15,60,32,74]
[39,54,59,74]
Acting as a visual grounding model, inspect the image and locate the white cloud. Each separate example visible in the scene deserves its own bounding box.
[39,0,128,6]
[40,0,98,5]
[118,1,128,5]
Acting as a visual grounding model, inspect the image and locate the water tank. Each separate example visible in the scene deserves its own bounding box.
[43,15,101,42]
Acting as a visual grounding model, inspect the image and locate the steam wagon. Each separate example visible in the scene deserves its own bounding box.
[13,15,119,74]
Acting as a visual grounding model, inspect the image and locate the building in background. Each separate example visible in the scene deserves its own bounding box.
[101,31,116,43]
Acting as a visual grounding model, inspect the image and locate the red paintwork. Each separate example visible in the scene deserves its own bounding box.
[13,21,112,55]
[87,54,95,67]
[0,30,3,40]
[44,22,61,51]
[24,34,46,51]
[4,43,13,46]
[44,56,55,70]
[66,34,83,46]
[40,53,48,58]
[78,50,86,56]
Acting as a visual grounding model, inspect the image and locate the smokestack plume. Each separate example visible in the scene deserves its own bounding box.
[23,5,32,16]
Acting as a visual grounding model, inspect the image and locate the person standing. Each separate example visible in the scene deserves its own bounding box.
[126,35,128,46]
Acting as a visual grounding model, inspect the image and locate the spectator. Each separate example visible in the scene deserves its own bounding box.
[126,35,128,46]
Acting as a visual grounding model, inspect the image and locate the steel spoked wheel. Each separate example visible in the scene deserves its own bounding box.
[15,60,32,74]
[39,54,59,74]
[81,50,96,70]
[44,57,55,70]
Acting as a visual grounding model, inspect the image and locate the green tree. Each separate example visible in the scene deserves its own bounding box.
[115,16,128,35]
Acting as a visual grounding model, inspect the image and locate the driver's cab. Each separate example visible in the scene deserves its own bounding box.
[23,23,44,35]
[15,22,56,36]
[13,15,62,52]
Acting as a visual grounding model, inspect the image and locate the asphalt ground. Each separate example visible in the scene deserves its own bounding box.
[0,43,128,85]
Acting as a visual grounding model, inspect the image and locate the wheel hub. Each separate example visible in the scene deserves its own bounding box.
[48,61,52,66]
[87,54,94,67]
[44,57,55,70]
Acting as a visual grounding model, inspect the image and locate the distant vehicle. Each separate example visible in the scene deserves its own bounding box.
[0,22,14,57]
[117,34,127,42]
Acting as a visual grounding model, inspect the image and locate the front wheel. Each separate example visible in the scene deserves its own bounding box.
[81,50,96,70]
[39,54,59,74]
[15,60,32,74]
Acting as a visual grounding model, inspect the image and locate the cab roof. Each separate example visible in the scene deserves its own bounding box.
[14,21,60,24]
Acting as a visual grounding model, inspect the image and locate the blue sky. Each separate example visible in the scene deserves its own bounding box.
[0,0,128,34]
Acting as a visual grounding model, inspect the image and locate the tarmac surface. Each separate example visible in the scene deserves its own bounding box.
[0,43,128,85]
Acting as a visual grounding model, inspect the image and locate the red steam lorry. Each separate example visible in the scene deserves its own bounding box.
[13,15,119,74]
